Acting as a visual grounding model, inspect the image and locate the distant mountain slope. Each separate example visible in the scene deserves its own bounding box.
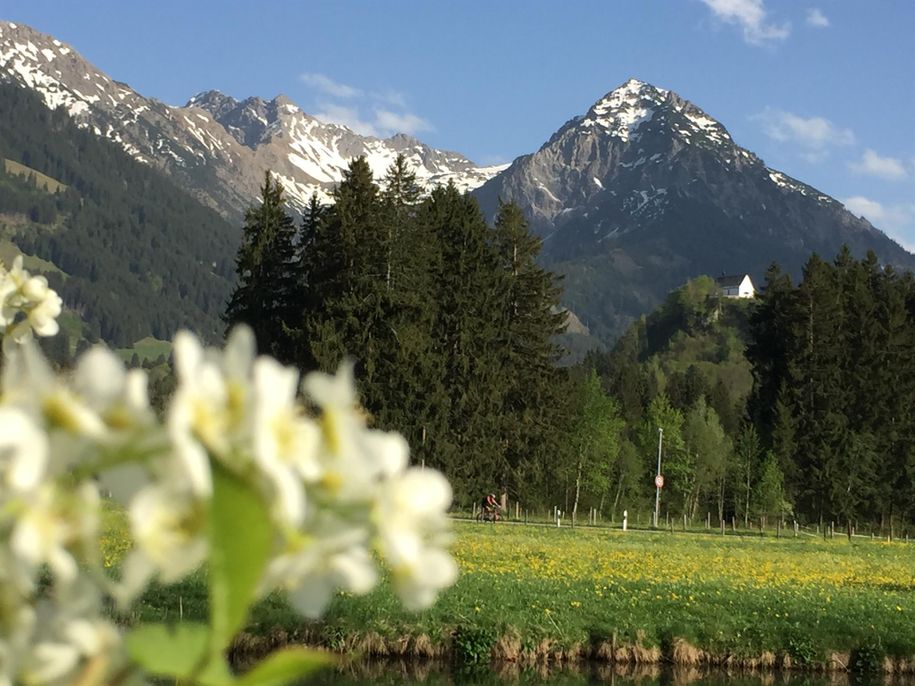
[0,21,504,221]
[475,79,915,343]
[0,82,237,347]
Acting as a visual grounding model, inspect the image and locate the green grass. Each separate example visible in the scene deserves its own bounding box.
[116,336,172,363]
[3,159,68,194]
[0,239,67,278]
[126,521,915,665]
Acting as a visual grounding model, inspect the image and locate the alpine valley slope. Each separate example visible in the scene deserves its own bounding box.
[474,78,915,344]
[0,20,505,221]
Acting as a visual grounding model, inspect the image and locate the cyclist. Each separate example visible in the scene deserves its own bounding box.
[479,493,500,521]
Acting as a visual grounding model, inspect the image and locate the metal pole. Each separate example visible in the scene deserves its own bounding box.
[654,427,663,528]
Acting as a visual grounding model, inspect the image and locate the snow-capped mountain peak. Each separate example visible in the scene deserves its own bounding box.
[579,78,668,141]
[473,78,914,346]
[0,20,503,218]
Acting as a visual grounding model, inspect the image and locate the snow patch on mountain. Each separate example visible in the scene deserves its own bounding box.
[0,20,503,218]
[580,78,669,142]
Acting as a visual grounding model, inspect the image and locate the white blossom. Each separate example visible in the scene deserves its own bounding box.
[262,519,378,618]
[123,481,207,594]
[20,580,120,686]
[0,256,63,345]
[10,482,100,586]
[375,468,458,610]
[0,321,459,684]
[301,363,386,501]
[73,346,152,431]
[252,356,318,525]
[0,407,48,492]
[167,327,256,495]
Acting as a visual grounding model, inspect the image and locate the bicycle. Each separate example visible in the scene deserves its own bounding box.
[476,507,501,523]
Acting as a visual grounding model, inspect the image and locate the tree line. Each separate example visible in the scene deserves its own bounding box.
[585,251,915,532]
[747,248,915,529]
[224,157,570,502]
[225,157,915,529]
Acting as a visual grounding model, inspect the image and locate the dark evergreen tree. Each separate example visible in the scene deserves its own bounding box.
[224,172,298,361]
[746,263,796,438]
[490,201,569,497]
[380,154,423,293]
[420,184,505,496]
[290,192,325,369]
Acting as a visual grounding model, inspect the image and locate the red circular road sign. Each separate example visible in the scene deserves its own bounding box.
[655,474,664,488]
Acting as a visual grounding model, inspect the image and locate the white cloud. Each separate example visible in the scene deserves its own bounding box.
[313,102,378,137]
[303,75,434,139]
[753,108,855,150]
[374,109,433,136]
[849,149,907,180]
[843,196,915,233]
[312,102,435,138]
[700,0,790,45]
[843,196,886,221]
[300,73,362,99]
[806,8,830,28]
[373,90,408,109]
[843,197,915,252]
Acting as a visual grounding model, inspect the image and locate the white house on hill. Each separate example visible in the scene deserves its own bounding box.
[716,274,755,298]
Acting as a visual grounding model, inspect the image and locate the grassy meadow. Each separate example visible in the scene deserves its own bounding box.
[104,512,915,669]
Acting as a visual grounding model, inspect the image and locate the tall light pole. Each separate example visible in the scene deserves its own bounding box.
[653,427,663,528]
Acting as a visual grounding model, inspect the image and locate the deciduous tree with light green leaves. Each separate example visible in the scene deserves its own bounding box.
[567,370,625,525]
[640,393,685,518]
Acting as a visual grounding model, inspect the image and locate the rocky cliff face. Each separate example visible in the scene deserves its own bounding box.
[0,21,505,220]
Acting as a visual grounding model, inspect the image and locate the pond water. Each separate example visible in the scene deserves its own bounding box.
[302,661,915,686]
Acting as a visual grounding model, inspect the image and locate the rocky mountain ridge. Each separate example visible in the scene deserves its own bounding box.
[0,21,504,219]
[3,20,912,348]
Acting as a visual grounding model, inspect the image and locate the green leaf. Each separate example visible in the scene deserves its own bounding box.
[197,655,236,686]
[124,622,210,678]
[236,648,331,686]
[208,462,274,654]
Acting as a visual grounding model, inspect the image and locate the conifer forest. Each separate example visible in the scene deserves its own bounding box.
[226,157,915,531]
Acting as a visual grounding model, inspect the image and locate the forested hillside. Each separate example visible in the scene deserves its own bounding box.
[0,82,238,348]
[584,252,915,530]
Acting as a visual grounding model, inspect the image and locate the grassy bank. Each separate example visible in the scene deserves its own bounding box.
[125,519,915,670]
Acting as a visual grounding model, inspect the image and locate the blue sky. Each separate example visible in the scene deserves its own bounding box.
[7,1,915,248]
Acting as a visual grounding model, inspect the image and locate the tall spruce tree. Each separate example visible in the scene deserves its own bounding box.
[375,156,442,466]
[490,201,569,497]
[289,192,325,370]
[380,154,423,293]
[225,171,297,361]
[304,156,387,377]
[422,184,506,497]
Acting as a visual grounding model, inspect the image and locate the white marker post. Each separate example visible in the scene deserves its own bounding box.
[653,427,664,528]
[623,509,628,532]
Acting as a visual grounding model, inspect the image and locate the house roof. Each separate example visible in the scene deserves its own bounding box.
[716,274,751,288]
